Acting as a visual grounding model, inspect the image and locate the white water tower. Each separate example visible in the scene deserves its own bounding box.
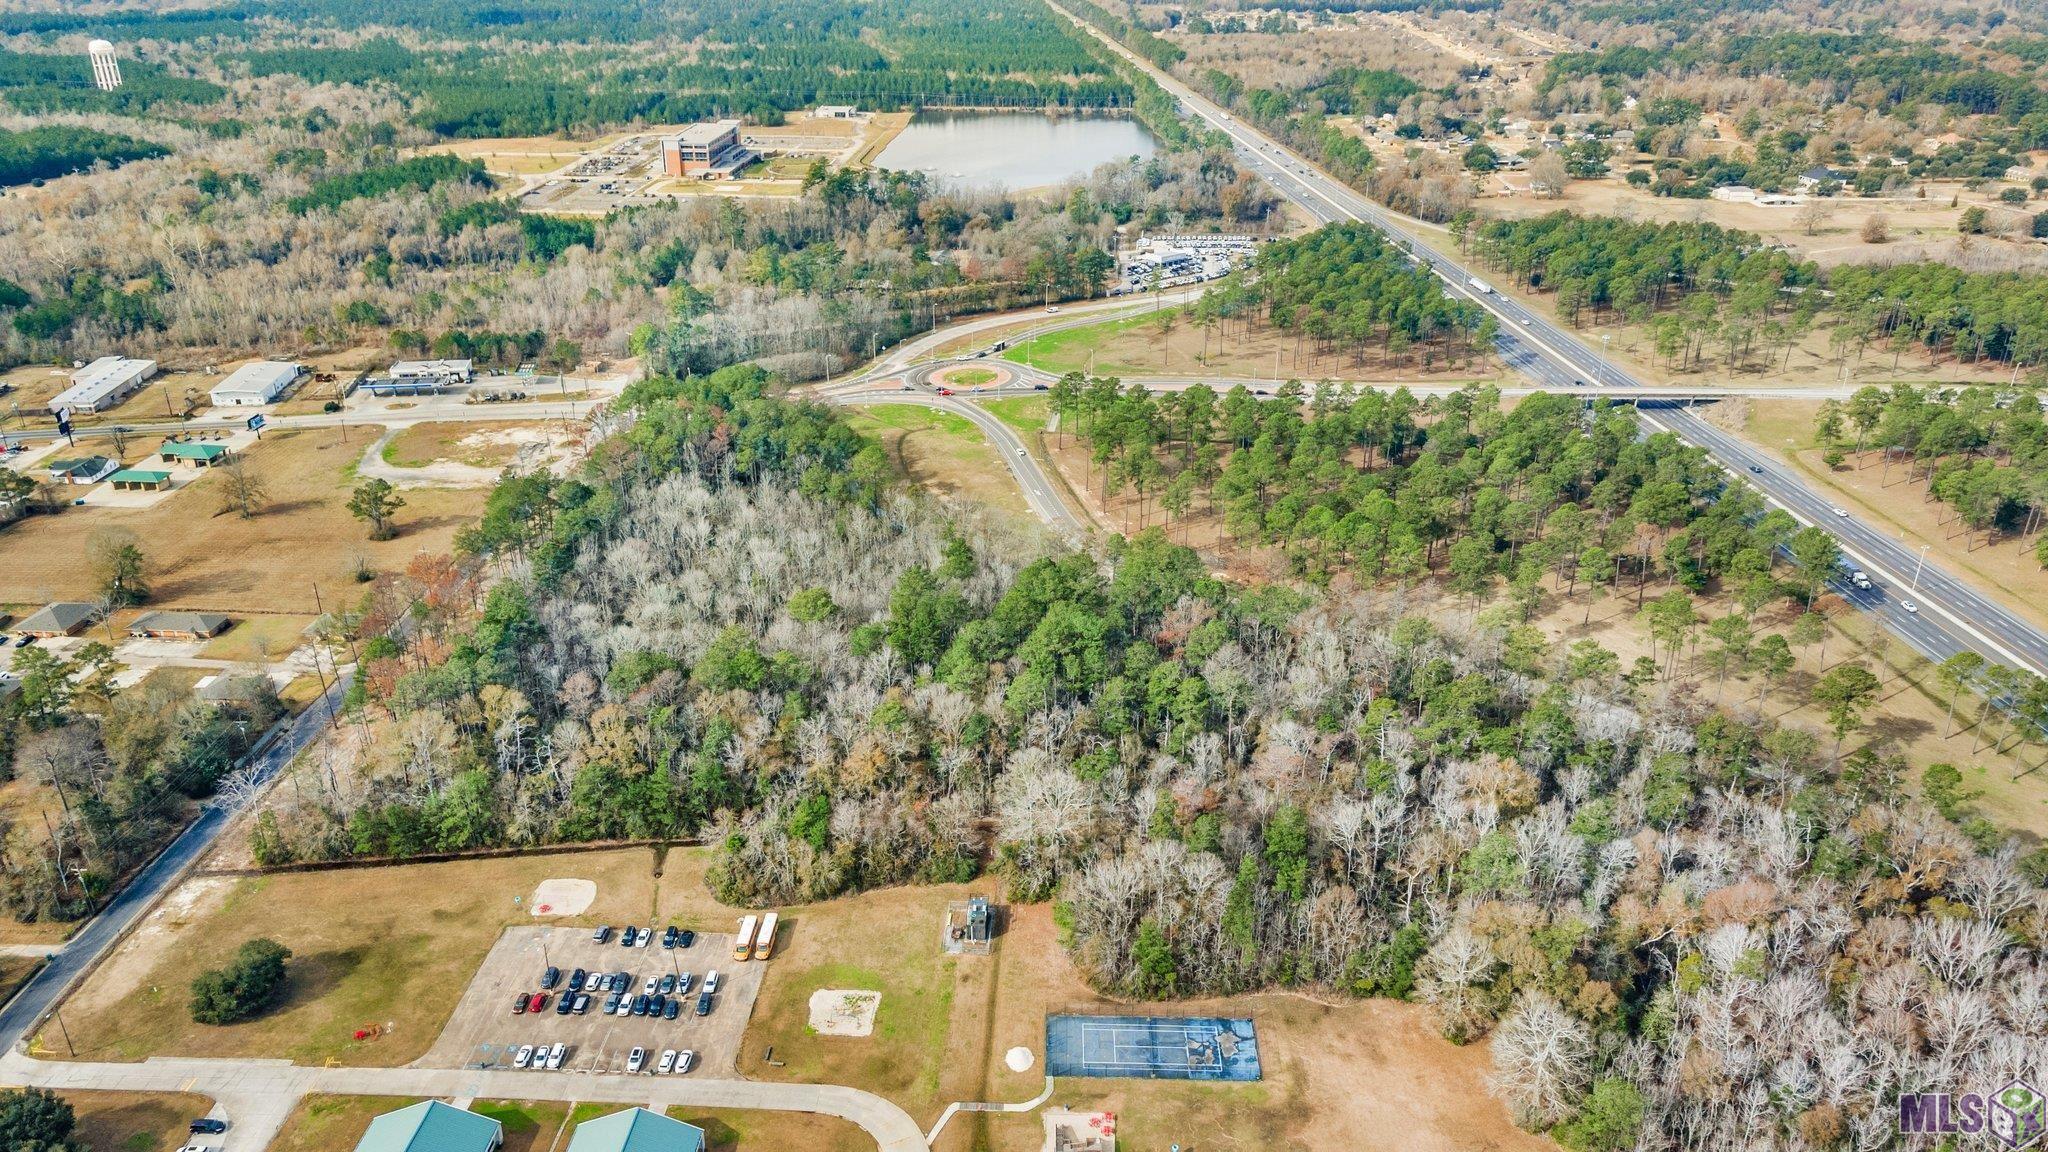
[88,39,121,91]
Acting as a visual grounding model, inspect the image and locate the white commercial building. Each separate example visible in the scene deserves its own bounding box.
[389,359,474,383]
[48,356,156,415]
[208,361,303,407]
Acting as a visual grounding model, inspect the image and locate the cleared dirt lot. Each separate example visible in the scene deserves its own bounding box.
[421,926,763,1076]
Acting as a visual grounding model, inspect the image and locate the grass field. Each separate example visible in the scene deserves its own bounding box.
[380,421,559,471]
[737,883,976,1130]
[65,1090,215,1152]
[197,615,317,664]
[979,396,1051,435]
[269,1095,426,1152]
[668,1106,871,1152]
[943,367,998,388]
[56,850,667,1066]
[0,429,487,614]
[1000,307,1490,383]
[472,1099,573,1152]
[844,404,1031,523]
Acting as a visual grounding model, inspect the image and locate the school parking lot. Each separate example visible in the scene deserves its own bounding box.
[421,924,765,1076]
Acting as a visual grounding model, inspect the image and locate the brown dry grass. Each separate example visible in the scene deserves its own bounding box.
[845,404,1035,527]
[269,1095,427,1152]
[55,849,666,1066]
[381,421,549,470]
[669,1106,872,1152]
[0,429,487,614]
[60,1090,216,1152]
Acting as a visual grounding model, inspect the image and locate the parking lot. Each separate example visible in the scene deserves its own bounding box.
[421,925,765,1076]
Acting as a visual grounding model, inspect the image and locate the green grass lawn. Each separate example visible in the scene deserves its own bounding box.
[471,1100,572,1152]
[844,404,979,440]
[980,396,1051,434]
[270,1096,426,1152]
[945,367,998,387]
[999,312,1160,374]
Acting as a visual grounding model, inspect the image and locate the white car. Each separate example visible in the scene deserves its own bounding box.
[658,1048,678,1074]
[545,1042,566,1069]
[1044,305,1060,314]
[676,972,694,994]
[644,976,660,995]
[1902,601,1919,614]
[513,1044,535,1069]
[614,996,633,1017]
[627,1046,647,1073]
[1831,507,1848,517]
[676,1049,697,1074]
[704,970,721,994]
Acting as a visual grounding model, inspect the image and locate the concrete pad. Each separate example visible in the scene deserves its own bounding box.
[531,878,596,917]
[1006,1046,1033,1072]
[807,989,880,1037]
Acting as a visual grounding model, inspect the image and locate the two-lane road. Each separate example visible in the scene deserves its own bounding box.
[1051,0,2048,678]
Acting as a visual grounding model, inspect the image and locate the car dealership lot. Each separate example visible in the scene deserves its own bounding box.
[421,925,763,1076]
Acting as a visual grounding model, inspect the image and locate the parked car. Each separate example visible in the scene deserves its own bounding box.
[572,993,591,1014]
[662,926,679,948]
[632,994,650,1016]
[695,991,713,1016]
[663,998,680,1020]
[678,930,695,948]
[704,970,721,994]
[675,972,694,995]
[603,991,622,1014]
[627,1047,646,1073]
[675,1049,697,1074]
[659,973,676,995]
[514,1044,535,1069]
[540,966,560,989]
[567,968,587,992]
[513,993,529,1015]
[527,991,548,1013]
[188,1120,227,1135]
[554,992,574,1016]
[649,993,666,1016]
[545,1042,567,1069]
[658,1049,678,1075]
[620,926,637,947]
[593,925,613,944]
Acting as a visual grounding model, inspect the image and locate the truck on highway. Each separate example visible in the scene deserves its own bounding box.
[732,914,758,961]
[1468,276,1495,294]
[1850,570,1872,590]
[752,911,779,960]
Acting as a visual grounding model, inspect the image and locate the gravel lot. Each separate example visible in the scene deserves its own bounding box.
[421,925,764,1077]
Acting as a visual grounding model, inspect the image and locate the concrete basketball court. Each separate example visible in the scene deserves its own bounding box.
[530,878,596,916]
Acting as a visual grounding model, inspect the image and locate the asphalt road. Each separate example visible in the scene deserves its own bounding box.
[0,673,348,1055]
[1052,0,2048,679]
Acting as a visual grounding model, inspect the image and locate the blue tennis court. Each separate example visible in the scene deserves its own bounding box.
[1045,1015,1261,1081]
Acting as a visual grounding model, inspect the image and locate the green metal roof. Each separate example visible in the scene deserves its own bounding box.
[354,1101,501,1152]
[566,1108,704,1152]
[160,440,229,460]
[110,469,170,484]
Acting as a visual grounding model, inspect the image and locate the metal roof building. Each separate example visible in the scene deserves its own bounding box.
[565,1108,705,1152]
[128,611,232,640]
[160,440,232,466]
[48,356,156,415]
[209,361,302,407]
[353,1101,501,1152]
[389,359,473,382]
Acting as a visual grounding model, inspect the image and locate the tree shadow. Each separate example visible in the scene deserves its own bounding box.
[280,945,364,1011]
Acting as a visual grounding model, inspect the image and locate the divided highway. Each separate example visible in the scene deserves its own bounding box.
[1051,0,2048,679]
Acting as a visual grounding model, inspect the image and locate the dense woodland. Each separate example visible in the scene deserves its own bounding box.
[219,351,2048,1152]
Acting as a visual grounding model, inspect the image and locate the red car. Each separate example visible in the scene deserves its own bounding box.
[527,991,548,1013]
[936,387,954,396]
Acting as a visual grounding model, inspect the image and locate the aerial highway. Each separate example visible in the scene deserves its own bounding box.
[1048,0,2048,679]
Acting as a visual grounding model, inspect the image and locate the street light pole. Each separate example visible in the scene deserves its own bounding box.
[1911,544,1930,593]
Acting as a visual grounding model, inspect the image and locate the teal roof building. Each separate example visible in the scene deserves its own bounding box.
[566,1107,706,1152]
[354,1101,502,1152]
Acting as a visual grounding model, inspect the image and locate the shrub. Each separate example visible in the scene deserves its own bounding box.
[189,937,292,1024]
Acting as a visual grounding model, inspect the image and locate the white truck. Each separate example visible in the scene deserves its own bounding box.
[1468,276,1495,294]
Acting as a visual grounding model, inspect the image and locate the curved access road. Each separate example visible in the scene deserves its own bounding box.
[1051,0,2048,679]
[827,372,1091,543]
[0,1050,928,1152]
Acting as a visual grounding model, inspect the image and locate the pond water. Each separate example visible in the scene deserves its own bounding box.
[874,111,1159,190]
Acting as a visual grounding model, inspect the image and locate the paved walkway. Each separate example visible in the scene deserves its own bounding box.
[0,1051,930,1152]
